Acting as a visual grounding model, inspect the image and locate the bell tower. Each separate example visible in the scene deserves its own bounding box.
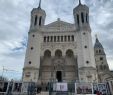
[23,0,46,83]
[30,0,46,30]
[73,0,98,82]
[94,35,110,82]
[73,0,90,31]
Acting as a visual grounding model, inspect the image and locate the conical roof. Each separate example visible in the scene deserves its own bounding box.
[94,38,104,49]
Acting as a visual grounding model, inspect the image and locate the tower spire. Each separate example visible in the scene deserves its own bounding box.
[38,0,41,8]
[79,0,81,4]
[95,34,99,42]
[95,34,98,39]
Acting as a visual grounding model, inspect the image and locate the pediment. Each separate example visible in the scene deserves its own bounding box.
[46,20,73,27]
[43,19,76,31]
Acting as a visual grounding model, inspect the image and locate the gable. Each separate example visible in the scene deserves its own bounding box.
[45,20,73,27]
[43,19,76,32]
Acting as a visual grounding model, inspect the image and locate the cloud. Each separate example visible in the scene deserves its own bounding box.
[88,0,113,70]
[0,0,113,80]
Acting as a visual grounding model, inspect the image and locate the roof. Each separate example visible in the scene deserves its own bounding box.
[94,38,104,49]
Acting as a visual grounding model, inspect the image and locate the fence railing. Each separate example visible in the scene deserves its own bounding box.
[48,82,112,95]
[0,80,113,95]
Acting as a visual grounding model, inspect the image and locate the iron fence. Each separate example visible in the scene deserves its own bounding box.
[0,81,113,95]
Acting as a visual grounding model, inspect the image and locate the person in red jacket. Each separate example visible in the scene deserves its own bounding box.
[96,91,100,95]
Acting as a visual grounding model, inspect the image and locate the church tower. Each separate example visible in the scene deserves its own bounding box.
[30,0,46,30]
[73,0,98,82]
[94,36,110,82]
[23,0,46,82]
[73,0,90,31]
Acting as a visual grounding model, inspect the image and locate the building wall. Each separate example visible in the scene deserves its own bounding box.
[22,2,98,83]
[39,30,78,83]
[23,31,42,82]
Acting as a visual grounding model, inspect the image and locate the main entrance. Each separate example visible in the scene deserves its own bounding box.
[56,71,62,82]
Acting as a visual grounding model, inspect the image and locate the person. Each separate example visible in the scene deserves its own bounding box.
[37,85,41,94]
[99,92,102,95]
[27,81,36,95]
[96,90,100,95]
[94,90,97,94]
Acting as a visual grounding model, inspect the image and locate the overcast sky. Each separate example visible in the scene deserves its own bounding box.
[0,0,113,80]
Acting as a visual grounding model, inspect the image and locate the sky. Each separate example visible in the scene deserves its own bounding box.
[0,0,113,80]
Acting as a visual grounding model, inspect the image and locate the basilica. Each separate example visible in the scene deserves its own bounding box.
[22,0,113,85]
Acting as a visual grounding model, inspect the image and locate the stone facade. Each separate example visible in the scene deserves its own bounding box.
[94,37,113,82]
[22,0,112,85]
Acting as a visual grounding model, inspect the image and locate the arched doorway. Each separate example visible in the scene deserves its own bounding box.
[56,71,62,82]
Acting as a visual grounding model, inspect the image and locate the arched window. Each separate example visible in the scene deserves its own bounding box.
[72,35,74,41]
[57,36,60,42]
[44,50,51,57]
[99,50,101,53]
[34,15,37,25]
[55,50,62,57]
[81,12,84,23]
[44,36,46,42]
[96,50,98,53]
[77,14,79,25]
[39,16,42,26]
[61,36,63,42]
[66,49,74,57]
[50,36,53,42]
[54,36,56,42]
[47,36,49,42]
[64,36,67,41]
[86,13,88,23]
[68,36,70,42]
